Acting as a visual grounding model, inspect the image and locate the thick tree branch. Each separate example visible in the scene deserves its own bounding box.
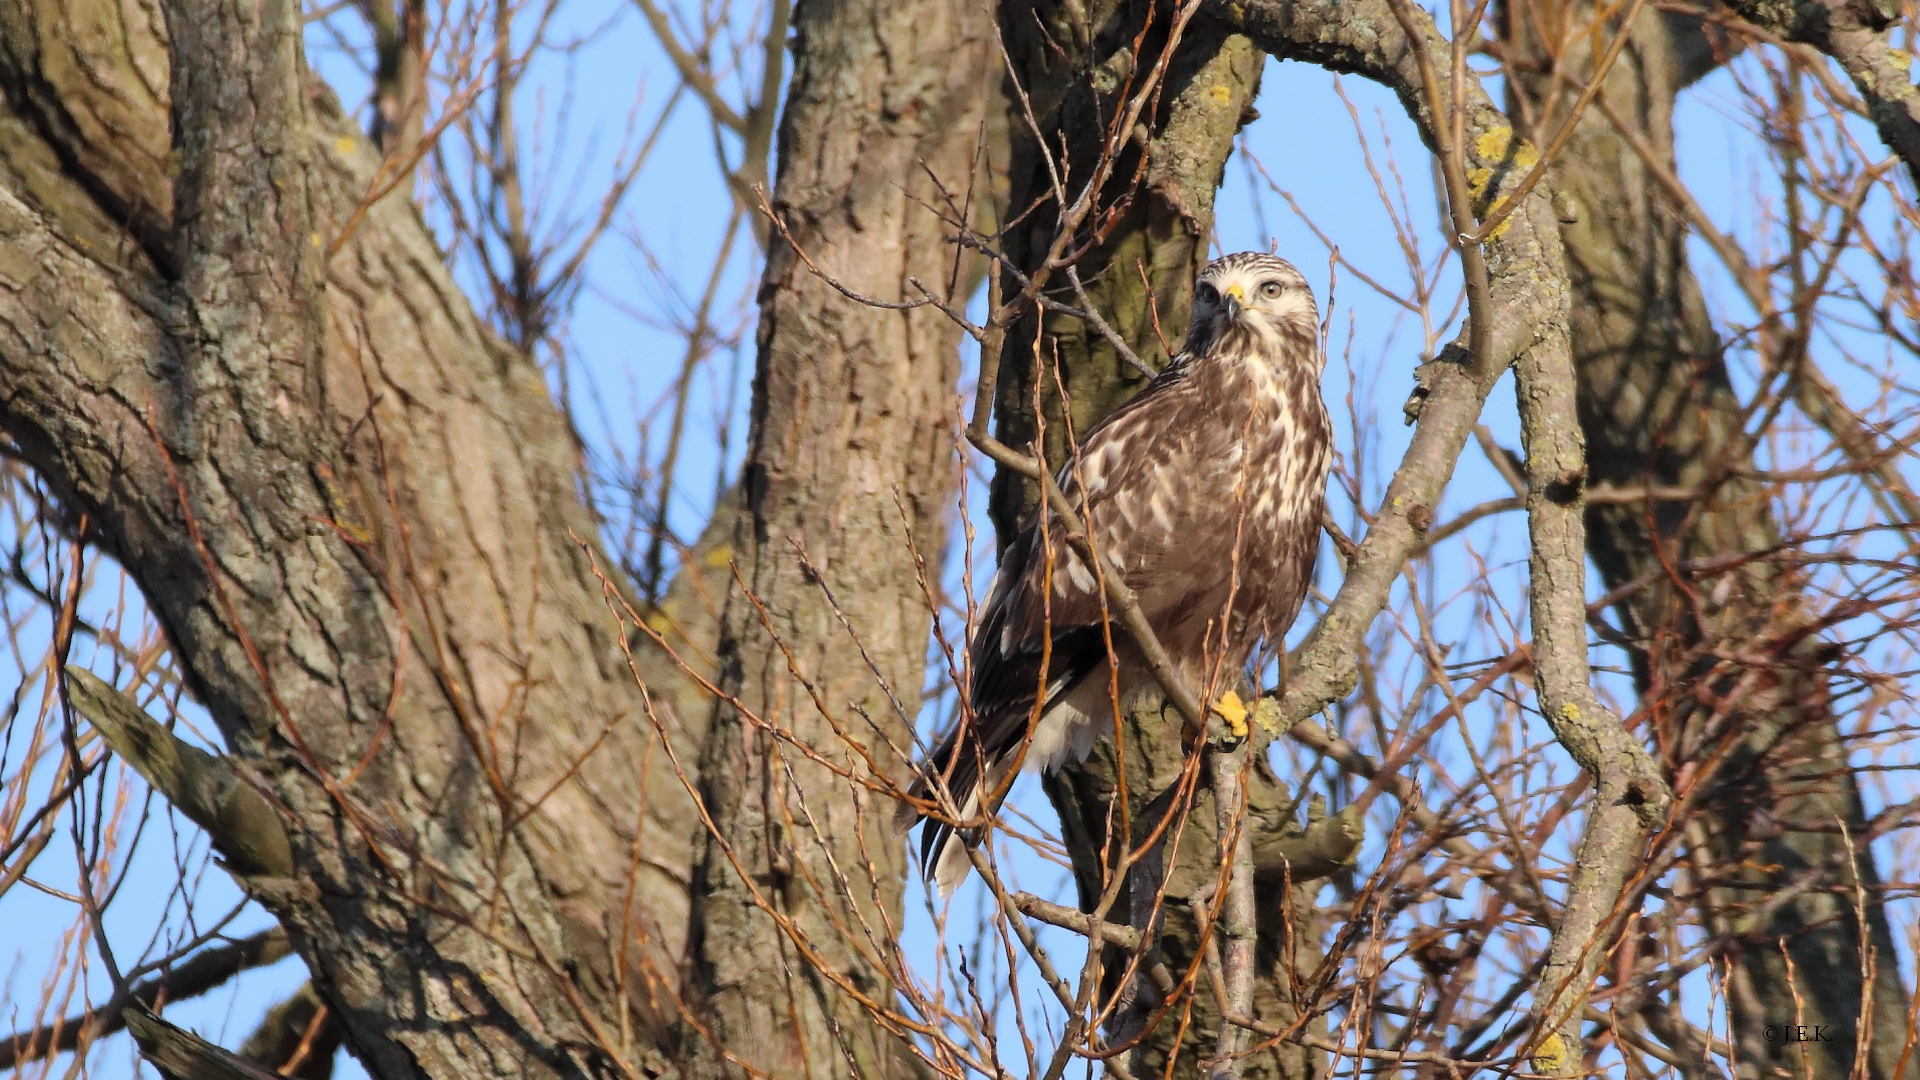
[124,1007,287,1080]
[1511,6,1918,1073]
[1208,739,1256,1080]
[0,2,712,1073]
[165,0,323,370]
[238,982,342,1080]
[682,0,993,1074]
[1514,331,1672,1076]
[65,666,294,877]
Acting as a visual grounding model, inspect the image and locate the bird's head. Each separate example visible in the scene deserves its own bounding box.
[1186,252,1318,362]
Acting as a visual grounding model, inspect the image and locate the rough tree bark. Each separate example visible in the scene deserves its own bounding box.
[0,0,983,1077]
[0,0,718,1072]
[1502,5,1918,1076]
[681,0,996,1074]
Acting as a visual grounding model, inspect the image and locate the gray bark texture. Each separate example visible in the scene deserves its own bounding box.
[1502,5,1918,1076]
[0,0,709,1071]
[683,0,995,1072]
[0,0,985,1076]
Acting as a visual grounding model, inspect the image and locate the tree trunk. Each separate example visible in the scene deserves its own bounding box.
[1502,6,1918,1076]
[680,0,995,1075]
[0,0,851,1075]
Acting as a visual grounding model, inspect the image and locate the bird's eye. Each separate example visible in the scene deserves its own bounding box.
[1196,282,1220,305]
[1259,280,1285,299]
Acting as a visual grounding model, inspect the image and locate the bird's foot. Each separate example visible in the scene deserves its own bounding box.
[1213,690,1250,739]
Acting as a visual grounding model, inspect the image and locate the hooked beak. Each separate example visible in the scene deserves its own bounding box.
[1222,282,1245,320]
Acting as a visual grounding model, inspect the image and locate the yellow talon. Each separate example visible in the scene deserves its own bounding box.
[1214,690,1249,738]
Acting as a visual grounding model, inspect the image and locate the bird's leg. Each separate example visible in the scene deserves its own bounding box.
[1212,690,1250,739]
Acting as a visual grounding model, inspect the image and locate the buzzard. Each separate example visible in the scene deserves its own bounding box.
[899,251,1333,894]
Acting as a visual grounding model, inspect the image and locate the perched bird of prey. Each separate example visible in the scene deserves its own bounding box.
[899,251,1334,894]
